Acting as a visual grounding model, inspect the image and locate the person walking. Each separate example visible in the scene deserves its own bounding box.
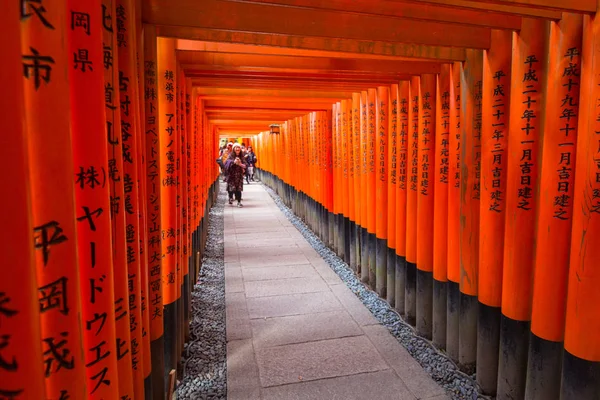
[225,143,248,207]
[245,146,257,182]
[219,142,233,184]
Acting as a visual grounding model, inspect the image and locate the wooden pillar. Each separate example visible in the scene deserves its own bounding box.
[498,18,549,399]
[417,75,436,339]
[395,81,410,316]
[367,89,377,289]
[446,62,462,362]
[341,100,349,263]
[360,91,370,284]
[352,93,362,277]
[22,1,89,397]
[115,0,145,397]
[433,66,451,350]
[478,29,512,395]
[387,84,399,307]
[1,3,46,397]
[376,86,390,298]
[459,49,483,371]
[143,24,165,400]
[157,37,178,393]
[525,14,584,400]
[405,77,420,326]
[70,0,125,397]
[348,102,357,272]
[561,10,600,399]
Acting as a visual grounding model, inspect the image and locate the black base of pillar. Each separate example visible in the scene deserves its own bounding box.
[416,269,433,339]
[525,333,563,400]
[328,211,335,250]
[446,282,460,362]
[150,336,165,400]
[144,374,153,400]
[432,279,447,349]
[344,217,351,265]
[163,301,178,391]
[354,224,362,277]
[386,247,396,307]
[405,261,417,326]
[560,349,600,400]
[360,228,369,284]
[368,232,376,289]
[458,292,477,372]
[395,255,406,315]
[348,220,357,271]
[497,315,530,400]
[476,302,501,395]
[183,274,190,340]
[375,238,387,298]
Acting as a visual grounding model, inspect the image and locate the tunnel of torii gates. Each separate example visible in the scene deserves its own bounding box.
[3,0,600,399]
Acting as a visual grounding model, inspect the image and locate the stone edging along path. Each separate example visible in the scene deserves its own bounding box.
[262,183,491,400]
[177,185,227,400]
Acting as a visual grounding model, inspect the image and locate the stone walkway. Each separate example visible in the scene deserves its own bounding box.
[225,184,449,400]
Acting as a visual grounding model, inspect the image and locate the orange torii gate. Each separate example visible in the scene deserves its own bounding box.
[5,1,600,399]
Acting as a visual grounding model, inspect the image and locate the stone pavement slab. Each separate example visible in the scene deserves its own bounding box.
[225,184,447,400]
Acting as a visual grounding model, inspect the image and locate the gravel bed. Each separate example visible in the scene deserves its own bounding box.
[262,182,491,400]
[177,184,227,400]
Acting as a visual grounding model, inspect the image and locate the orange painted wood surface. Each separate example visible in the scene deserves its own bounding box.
[502,19,549,321]
[1,2,46,397]
[417,75,436,273]
[479,30,512,308]
[531,13,583,342]
[22,0,89,398]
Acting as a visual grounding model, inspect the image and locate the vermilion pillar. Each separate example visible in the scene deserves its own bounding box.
[143,24,165,400]
[459,49,483,371]
[70,0,123,397]
[561,10,600,399]
[376,86,390,298]
[417,75,436,339]
[405,77,420,326]
[22,1,88,398]
[478,29,512,395]
[157,37,178,392]
[352,93,362,276]
[498,18,549,399]
[367,89,377,288]
[360,91,370,284]
[526,14,583,400]
[395,81,410,315]
[1,3,46,397]
[387,84,399,307]
[446,62,462,362]
[433,66,450,350]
